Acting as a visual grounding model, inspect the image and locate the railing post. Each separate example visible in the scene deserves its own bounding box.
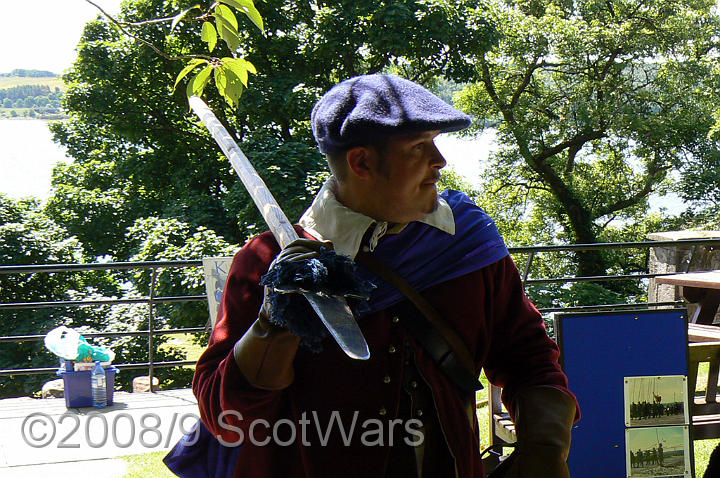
[148,267,157,393]
[522,251,535,287]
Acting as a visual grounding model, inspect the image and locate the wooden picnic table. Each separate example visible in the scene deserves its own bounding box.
[655,270,720,325]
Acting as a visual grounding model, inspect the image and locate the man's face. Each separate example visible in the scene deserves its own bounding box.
[368,130,446,224]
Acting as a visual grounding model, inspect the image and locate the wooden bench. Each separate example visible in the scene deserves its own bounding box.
[655,271,720,325]
[689,341,720,440]
[690,323,720,343]
[487,383,516,447]
[482,383,516,472]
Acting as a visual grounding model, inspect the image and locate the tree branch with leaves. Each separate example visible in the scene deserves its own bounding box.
[85,0,264,107]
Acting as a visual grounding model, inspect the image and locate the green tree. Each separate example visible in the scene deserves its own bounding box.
[679,112,720,215]
[49,0,496,260]
[439,161,686,310]
[111,216,239,389]
[0,194,234,396]
[45,159,161,259]
[0,195,89,396]
[125,216,237,329]
[456,0,720,276]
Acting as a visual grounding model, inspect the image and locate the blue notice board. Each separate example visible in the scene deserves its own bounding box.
[555,308,689,477]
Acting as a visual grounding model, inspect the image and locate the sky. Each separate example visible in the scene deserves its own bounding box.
[0,0,124,75]
[4,0,719,75]
[627,426,687,452]
[628,376,686,403]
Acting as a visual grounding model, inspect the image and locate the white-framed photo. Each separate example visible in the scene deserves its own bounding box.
[625,426,690,478]
[624,375,689,427]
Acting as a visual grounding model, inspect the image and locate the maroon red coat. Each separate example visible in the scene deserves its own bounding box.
[193,228,576,477]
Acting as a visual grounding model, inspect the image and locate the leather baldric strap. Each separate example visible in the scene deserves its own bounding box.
[355,251,483,392]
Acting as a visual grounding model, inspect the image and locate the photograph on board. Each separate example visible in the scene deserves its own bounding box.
[626,426,690,478]
[624,375,689,427]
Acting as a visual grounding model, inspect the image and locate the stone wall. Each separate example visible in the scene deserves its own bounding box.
[647,230,720,322]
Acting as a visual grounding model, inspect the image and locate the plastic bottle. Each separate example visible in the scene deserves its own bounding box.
[91,361,107,408]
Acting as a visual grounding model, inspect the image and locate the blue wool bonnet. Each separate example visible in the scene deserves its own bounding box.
[311,74,472,154]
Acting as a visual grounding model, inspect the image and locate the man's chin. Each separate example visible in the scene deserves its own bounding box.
[427,191,440,213]
[415,197,439,220]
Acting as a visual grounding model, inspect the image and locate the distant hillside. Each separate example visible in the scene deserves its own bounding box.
[0,69,57,78]
[1,84,62,102]
[0,70,66,119]
[0,76,65,90]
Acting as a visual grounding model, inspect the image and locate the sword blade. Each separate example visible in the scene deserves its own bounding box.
[303,292,370,360]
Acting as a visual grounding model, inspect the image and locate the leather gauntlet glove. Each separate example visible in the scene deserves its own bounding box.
[506,385,577,478]
[233,238,330,390]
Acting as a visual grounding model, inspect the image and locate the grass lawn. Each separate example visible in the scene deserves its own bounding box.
[118,338,203,476]
[692,361,718,475]
[696,438,720,476]
[163,333,207,362]
[118,440,719,477]
[121,451,176,478]
[477,371,490,447]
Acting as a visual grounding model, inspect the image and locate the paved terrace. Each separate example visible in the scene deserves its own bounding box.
[0,388,198,477]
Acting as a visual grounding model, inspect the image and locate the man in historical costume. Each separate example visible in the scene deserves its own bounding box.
[193,74,579,477]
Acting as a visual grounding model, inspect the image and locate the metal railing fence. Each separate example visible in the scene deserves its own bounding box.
[514,238,719,309]
[0,238,718,389]
[0,260,206,389]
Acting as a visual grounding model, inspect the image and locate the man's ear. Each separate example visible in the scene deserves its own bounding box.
[346,146,377,180]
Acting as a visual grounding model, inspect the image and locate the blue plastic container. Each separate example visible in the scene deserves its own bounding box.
[59,364,118,408]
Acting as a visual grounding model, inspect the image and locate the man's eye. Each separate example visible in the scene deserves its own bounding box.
[413,143,425,152]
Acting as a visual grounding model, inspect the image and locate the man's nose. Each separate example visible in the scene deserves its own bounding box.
[430,142,446,169]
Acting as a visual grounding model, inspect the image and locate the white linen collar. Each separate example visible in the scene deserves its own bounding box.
[298,177,455,259]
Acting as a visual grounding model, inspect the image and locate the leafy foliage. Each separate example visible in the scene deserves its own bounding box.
[0,84,63,102]
[0,83,65,118]
[126,216,237,329]
[113,216,238,390]
[27,0,498,394]
[171,0,264,106]
[0,195,97,396]
[49,0,496,261]
[45,156,160,259]
[456,0,720,276]
[5,0,718,394]
[679,146,720,207]
[0,193,239,397]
